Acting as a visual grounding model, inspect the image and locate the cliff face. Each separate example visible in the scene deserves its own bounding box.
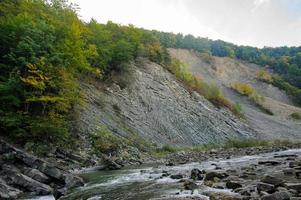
[168,48,301,140]
[76,58,256,146]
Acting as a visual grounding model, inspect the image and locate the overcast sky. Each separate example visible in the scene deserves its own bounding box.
[70,0,301,48]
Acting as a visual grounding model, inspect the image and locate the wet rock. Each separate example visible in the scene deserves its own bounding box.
[282,168,295,175]
[261,175,285,187]
[190,168,204,180]
[38,163,64,181]
[183,180,198,191]
[64,174,84,189]
[226,180,243,190]
[170,174,184,179]
[22,167,50,183]
[0,178,22,199]
[258,160,281,166]
[285,183,301,192]
[257,182,275,193]
[1,167,53,195]
[261,191,290,200]
[204,170,229,181]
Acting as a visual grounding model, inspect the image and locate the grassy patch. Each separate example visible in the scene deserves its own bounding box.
[290,112,301,120]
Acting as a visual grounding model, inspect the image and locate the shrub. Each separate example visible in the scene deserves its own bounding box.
[91,125,122,155]
[257,70,273,83]
[231,82,254,96]
[291,112,301,120]
[231,102,243,117]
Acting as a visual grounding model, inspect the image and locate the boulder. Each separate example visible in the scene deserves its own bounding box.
[190,168,204,180]
[0,178,22,199]
[258,160,281,166]
[261,175,285,187]
[64,174,84,189]
[1,168,53,195]
[183,180,198,191]
[226,180,242,189]
[261,191,290,200]
[257,182,275,193]
[22,167,50,183]
[205,170,229,181]
[170,174,183,179]
[285,183,301,192]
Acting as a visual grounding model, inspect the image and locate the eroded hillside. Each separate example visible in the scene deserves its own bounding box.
[169,48,301,140]
[75,58,255,147]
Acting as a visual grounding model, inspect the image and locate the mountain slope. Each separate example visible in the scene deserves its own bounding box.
[75,58,255,147]
[168,48,301,140]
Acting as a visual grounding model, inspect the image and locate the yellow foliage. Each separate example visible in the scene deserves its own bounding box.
[257,70,272,83]
[231,82,254,96]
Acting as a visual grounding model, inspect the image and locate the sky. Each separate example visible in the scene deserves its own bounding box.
[70,0,301,48]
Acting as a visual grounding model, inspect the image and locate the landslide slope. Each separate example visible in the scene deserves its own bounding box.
[169,48,301,140]
[75,58,255,146]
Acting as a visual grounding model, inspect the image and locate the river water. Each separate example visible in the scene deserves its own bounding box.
[27,149,301,200]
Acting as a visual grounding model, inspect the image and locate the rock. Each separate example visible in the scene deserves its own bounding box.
[170,174,184,179]
[165,162,174,166]
[261,191,290,200]
[261,175,285,187]
[105,160,122,170]
[64,174,84,189]
[282,168,295,175]
[258,160,281,166]
[226,180,242,189]
[257,182,275,193]
[22,167,50,183]
[183,180,198,191]
[190,168,204,180]
[1,167,53,195]
[38,163,64,181]
[205,170,229,181]
[285,183,301,192]
[0,178,23,199]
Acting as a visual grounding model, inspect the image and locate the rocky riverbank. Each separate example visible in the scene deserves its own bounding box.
[158,145,301,200]
[0,140,85,199]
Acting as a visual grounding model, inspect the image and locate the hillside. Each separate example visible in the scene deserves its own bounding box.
[75,58,255,148]
[169,48,301,139]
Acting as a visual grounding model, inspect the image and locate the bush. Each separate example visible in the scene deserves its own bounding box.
[157,144,177,153]
[223,138,269,149]
[231,102,243,117]
[91,125,123,155]
[257,70,273,83]
[231,82,254,96]
[291,112,301,120]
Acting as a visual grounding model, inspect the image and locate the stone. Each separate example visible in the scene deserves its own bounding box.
[205,170,229,181]
[258,160,281,166]
[226,180,242,189]
[0,178,22,199]
[282,168,295,175]
[285,183,301,192]
[261,191,290,200]
[1,168,53,195]
[257,182,275,193]
[64,174,84,189]
[261,175,285,187]
[22,167,50,183]
[170,174,184,179]
[190,168,204,180]
[183,180,198,191]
